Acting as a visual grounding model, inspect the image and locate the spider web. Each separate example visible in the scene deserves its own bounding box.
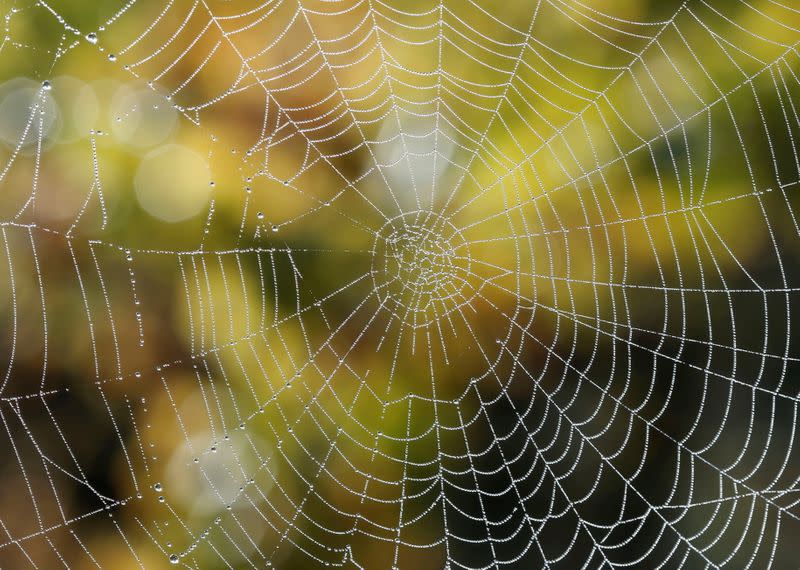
[0,0,799,567]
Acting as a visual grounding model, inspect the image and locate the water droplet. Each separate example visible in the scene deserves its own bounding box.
[85,32,98,44]
[169,554,180,564]
[153,482,163,492]
[41,80,51,91]
[256,212,264,220]
[108,53,117,62]
[271,224,279,233]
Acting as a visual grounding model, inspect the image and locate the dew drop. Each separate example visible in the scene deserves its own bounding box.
[108,53,117,62]
[153,482,163,492]
[85,32,98,44]
[41,80,51,91]
[169,554,180,564]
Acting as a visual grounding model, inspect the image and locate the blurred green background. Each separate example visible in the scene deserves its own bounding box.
[0,0,799,568]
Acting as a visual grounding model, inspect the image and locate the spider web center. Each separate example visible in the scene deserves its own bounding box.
[371,210,471,329]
